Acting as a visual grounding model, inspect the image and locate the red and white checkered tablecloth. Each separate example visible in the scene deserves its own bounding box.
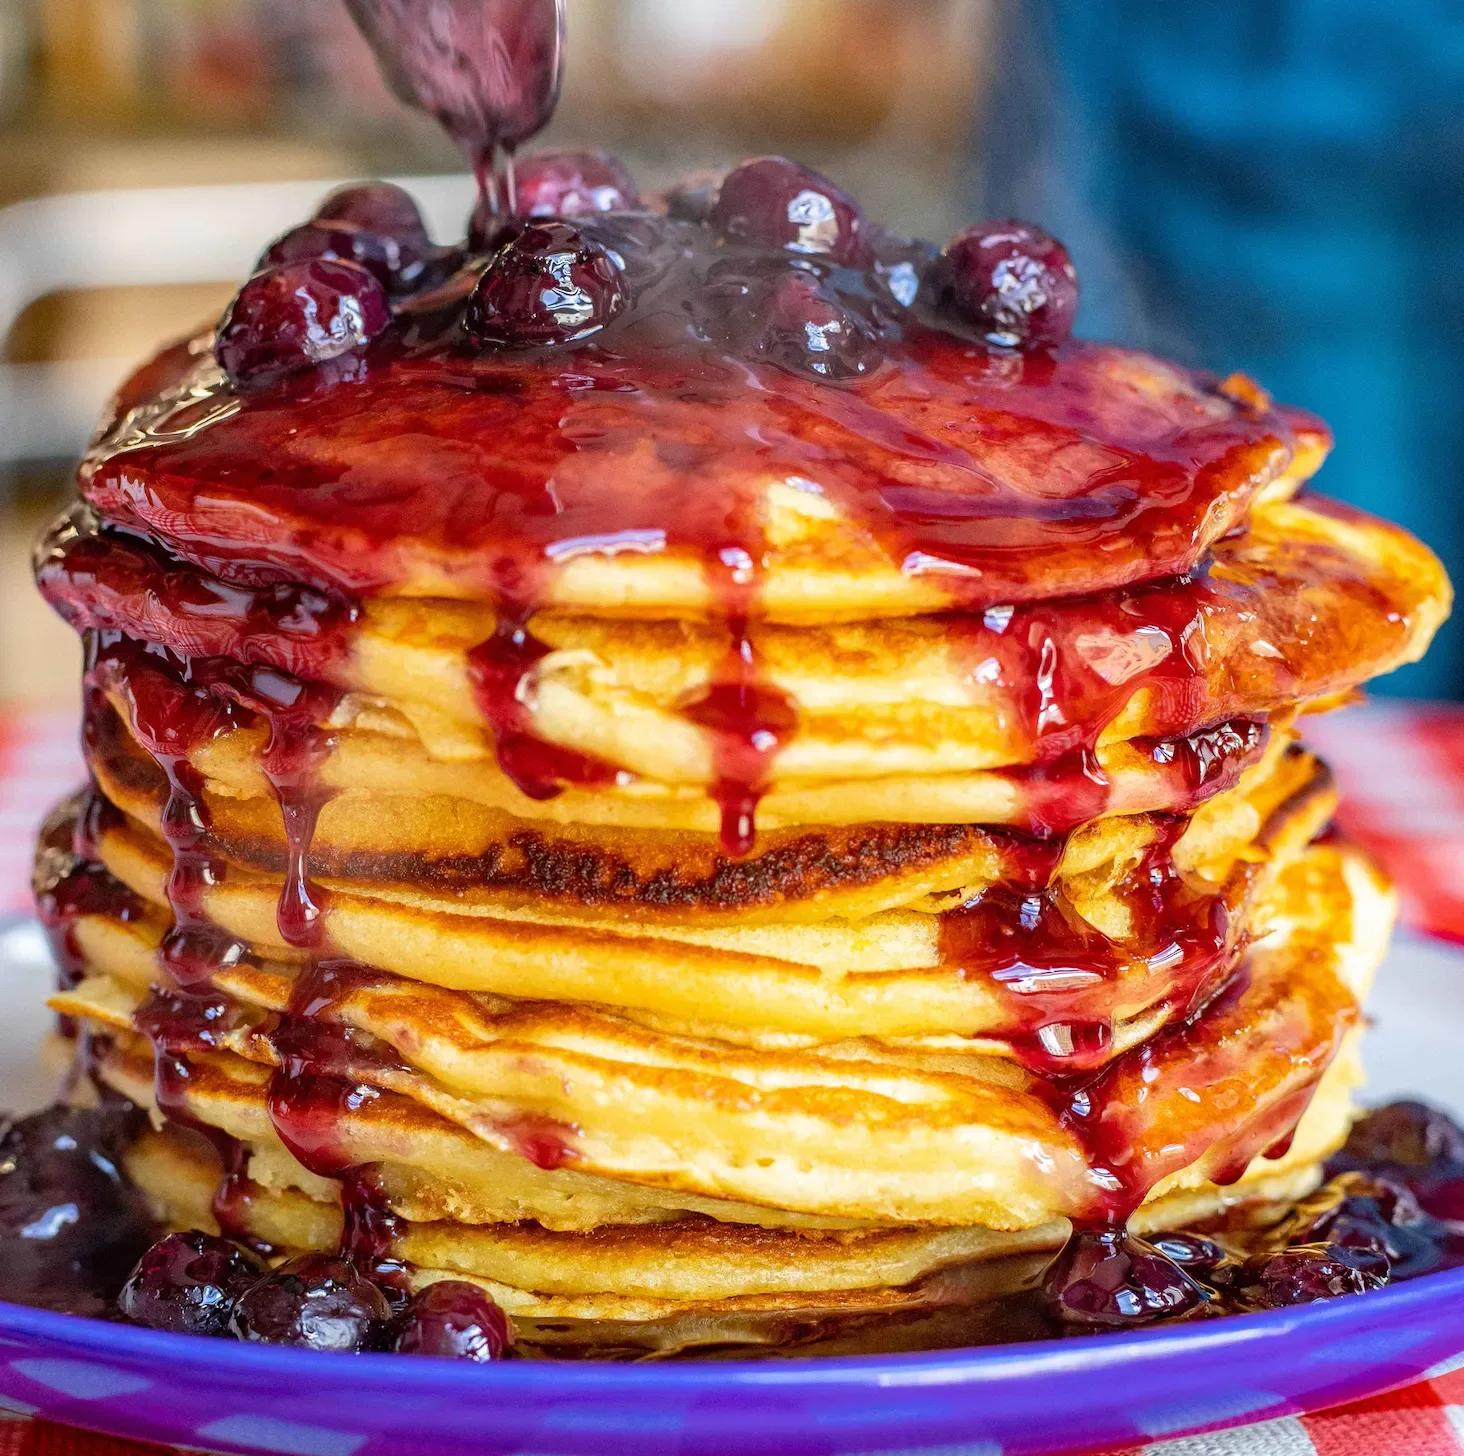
[3,699,1464,1456]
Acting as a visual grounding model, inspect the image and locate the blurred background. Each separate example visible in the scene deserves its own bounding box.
[0,0,1459,712]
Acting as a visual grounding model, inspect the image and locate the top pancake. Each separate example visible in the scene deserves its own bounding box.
[79,327,1327,622]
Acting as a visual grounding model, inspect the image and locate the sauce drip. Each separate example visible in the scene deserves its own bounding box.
[265,961,410,1277]
[344,0,564,212]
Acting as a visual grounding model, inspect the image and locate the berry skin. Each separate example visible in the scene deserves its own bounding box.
[471,153,638,253]
[465,220,629,348]
[118,1230,266,1337]
[215,260,391,389]
[1042,1228,1208,1329]
[693,257,886,382]
[514,150,638,218]
[709,156,867,265]
[392,1280,512,1360]
[0,1104,151,1313]
[1147,1230,1231,1277]
[1334,1100,1464,1171]
[259,221,426,296]
[934,220,1078,350]
[1240,1244,1388,1307]
[313,181,428,242]
[228,1253,391,1351]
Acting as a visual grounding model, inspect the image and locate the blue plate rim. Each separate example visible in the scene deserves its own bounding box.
[3,1261,1462,1393]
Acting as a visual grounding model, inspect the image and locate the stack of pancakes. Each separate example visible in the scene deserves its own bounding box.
[36,324,1449,1353]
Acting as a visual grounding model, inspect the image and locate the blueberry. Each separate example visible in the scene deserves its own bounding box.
[259,221,427,296]
[1147,1230,1231,1277]
[313,181,428,242]
[118,1230,266,1336]
[692,256,886,381]
[515,150,638,218]
[1240,1244,1388,1307]
[465,220,629,348]
[1042,1229,1208,1329]
[229,1254,391,1351]
[0,1104,153,1313]
[1290,1176,1446,1280]
[709,156,867,265]
[392,1280,511,1360]
[1334,1101,1464,1171]
[216,260,391,389]
[933,219,1078,350]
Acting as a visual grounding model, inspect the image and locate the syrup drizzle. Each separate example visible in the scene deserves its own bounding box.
[265,961,410,1277]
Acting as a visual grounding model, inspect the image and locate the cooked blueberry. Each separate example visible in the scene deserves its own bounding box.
[118,1230,266,1336]
[1147,1230,1231,1276]
[216,260,391,389]
[464,220,629,348]
[1291,1176,1446,1280]
[1335,1100,1464,1171]
[313,181,428,242]
[709,156,867,264]
[259,221,426,295]
[392,1280,511,1360]
[693,257,886,381]
[1240,1243,1387,1307]
[229,1253,391,1351]
[516,150,637,217]
[0,1104,153,1313]
[934,219,1078,350]
[1042,1229,1208,1329]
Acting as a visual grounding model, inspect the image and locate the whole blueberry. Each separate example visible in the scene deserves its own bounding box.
[709,156,867,265]
[216,260,391,389]
[229,1253,391,1351]
[1042,1229,1208,1329]
[465,220,629,348]
[1240,1244,1388,1307]
[259,220,427,295]
[1334,1101,1464,1171]
[392,1280,511,1360]
[693,256,886,381]
[118,1230,266,1336]
[313,181,428,242]
[934,219,1078,350]
[0,1104,152,1312]
[515,150,638,218]
[1147,1230,1232,1277]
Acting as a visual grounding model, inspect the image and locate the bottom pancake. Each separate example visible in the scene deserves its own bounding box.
[123,1120,1327,1354]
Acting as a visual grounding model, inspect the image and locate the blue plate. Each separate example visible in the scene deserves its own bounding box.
[1,1273,1463,1456]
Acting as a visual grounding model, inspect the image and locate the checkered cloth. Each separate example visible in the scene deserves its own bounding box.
[3,700,1464,1456]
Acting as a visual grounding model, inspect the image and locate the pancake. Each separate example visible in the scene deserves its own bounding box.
[53,837,1387,1231]
[59,740,1332,1056]
[40,491,1446,802]
[80,331,1327,620]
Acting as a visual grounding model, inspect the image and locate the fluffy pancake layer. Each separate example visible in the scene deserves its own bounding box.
[41,492,1446,816]
[52,805,1386,1230]
[49,833,1387,1339]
